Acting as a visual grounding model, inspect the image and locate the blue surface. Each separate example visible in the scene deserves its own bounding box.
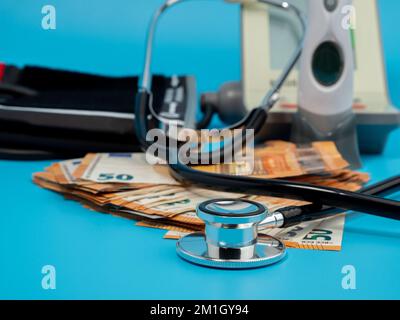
[0,0,400,299]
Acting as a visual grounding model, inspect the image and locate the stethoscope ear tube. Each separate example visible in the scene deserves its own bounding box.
[135,89,158,149]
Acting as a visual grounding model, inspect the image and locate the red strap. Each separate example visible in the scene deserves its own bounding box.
[0,63,5,81]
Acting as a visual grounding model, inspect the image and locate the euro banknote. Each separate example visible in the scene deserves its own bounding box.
[161,215,346,251]
[194,141,349,178]
[32,141,370,251]
[73,153,178,185]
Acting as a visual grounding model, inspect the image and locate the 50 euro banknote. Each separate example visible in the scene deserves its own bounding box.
[32,142,369,252]
[160,214,346,251]
[68,141,349,187]
[194,141,349,178]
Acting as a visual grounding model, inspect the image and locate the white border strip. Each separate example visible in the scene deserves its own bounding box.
[0,104,135,119]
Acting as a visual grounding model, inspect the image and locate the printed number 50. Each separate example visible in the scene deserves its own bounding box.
[98,173,134,181]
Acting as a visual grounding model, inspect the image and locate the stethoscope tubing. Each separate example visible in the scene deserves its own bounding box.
[135,0,400,223]
[168,160,400,218]
[276,175,400,227]
[136,90,400,219]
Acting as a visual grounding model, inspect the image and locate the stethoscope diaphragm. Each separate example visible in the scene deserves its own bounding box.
[176,199,286,269]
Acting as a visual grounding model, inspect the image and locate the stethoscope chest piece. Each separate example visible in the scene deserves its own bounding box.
[176,199,286,269]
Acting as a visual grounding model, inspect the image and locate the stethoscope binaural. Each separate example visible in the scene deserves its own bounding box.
[134,0,400,268]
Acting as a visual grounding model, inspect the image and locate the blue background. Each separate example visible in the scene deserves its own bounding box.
[0,0,399,299]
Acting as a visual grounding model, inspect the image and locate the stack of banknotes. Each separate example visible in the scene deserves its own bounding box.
[33,141,370,251]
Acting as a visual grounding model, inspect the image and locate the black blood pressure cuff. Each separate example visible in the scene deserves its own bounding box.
[0,64,196,159]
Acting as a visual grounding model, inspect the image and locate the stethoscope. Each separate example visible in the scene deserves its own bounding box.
[135,0,400,269]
